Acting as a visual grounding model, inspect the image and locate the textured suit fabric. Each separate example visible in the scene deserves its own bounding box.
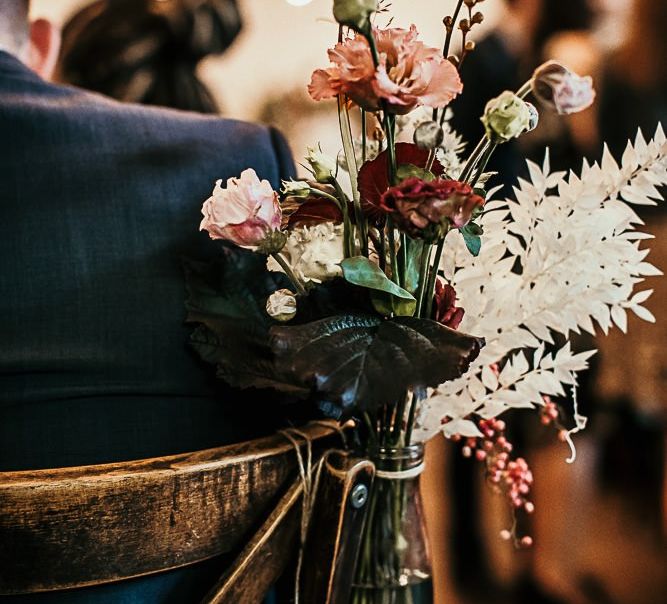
[0,51,294,601]
[0,50,295,471]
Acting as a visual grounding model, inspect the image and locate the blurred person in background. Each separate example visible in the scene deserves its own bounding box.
[592,0,666,555]
[449,0,599,195]
[597,0,667,158]
[0,0,295,601]
[57,0,242,114]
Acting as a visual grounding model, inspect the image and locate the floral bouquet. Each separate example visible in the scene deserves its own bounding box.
[185,0,666,601]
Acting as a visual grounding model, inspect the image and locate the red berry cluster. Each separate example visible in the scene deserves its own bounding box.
[540,395,569,443]
[453,417,534,548]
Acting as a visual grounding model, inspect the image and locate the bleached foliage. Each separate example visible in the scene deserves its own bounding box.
[414,126,667,447]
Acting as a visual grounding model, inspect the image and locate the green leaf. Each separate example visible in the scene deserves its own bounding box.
[461,223,483,257]
[404,238,424,295]
[270,314,485,419]
[341,257,415,301]
[370,290,416,317]
[396,163,436,182]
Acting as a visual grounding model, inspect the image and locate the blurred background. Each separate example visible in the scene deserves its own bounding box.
[30,1,666,603]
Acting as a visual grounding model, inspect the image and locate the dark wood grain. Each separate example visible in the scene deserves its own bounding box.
[201,476,303,603]
[0,423,337,594]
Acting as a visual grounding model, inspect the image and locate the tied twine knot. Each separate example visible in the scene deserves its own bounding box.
[278,421,347,604]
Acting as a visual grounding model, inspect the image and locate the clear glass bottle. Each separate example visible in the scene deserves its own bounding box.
[351,444,433,604]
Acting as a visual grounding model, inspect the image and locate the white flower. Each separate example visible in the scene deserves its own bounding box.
[268,223,345,283]
[266,289,298,322]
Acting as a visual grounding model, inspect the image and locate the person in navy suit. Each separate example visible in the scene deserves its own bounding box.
[0,1,294,600]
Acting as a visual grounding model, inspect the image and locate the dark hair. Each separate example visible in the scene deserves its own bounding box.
[0,0,30,53]
[533,0,595,51]
[58,0,242,114]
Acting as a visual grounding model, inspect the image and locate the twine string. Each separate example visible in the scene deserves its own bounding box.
[278,426,331,604]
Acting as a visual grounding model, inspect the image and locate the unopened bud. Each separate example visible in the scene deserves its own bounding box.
[333,0,378,30]
[413,120,444,150]
[266,288,298,322]
[281,179,311,198]
[306,147,337,183]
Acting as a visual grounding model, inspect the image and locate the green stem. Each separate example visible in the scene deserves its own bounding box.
[271,253,307,296]
[424,239,445,320]
[414,243,432,318]
[309,188,343,209]
[470,143,497,188]
[442,0,465,59]
[398,233,407,289]
[361,110,367,164]
[383,113,397,185]
[517,80,532,99]
[459,137,488,183]
[338,96,367,256]
[387,220,399,286]
[330,178,354,258]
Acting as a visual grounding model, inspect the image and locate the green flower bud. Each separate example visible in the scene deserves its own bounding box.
[266,288,298,322]
[333,0,378,30]
[281,179,311,198]
[481,91,532,144]
[306,147,337,183]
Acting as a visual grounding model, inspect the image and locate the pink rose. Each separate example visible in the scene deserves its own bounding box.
[308,26,462,115]
[200,168,282,251]
[531,61,595,115]
[379,177,484,239]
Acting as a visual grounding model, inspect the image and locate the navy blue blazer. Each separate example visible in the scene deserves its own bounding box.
[0,50,296,472]
[0,51,293,601]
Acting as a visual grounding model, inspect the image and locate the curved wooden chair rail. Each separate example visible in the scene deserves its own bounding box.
[0,422,373,602]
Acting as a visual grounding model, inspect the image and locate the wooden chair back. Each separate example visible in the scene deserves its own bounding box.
[0,423,373,602]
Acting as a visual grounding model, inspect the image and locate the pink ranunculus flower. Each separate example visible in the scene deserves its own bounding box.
[531,61,596,115]
[308,26,462,115]
[200,168,282,251]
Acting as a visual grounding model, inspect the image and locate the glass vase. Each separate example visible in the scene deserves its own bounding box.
[351,444,433,604]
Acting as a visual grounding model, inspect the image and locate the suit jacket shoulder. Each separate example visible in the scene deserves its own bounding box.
[0,51,296,469]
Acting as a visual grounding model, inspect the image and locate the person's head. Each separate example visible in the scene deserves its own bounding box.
[504,0,596,56]
[0,0,60,79]
[57,0,243,114]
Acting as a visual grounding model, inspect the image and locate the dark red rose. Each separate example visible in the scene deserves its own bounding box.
[358,143,444,222]
[432,279,464,330]
[379,177,484,239]
[282,182,344,228]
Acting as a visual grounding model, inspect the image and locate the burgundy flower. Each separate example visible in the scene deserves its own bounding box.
[432,279,464,330]
[379,177,484,239]
[358,142,443,223]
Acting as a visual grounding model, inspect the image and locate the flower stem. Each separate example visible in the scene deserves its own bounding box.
[387,219,399,286]
[424,238,445,319]
[415,243,432,318]
[271,253,307,296]
[470,143,497,188]
[460,137,488,183]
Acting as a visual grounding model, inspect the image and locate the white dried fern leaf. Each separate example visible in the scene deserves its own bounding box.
[415,125,667,444]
